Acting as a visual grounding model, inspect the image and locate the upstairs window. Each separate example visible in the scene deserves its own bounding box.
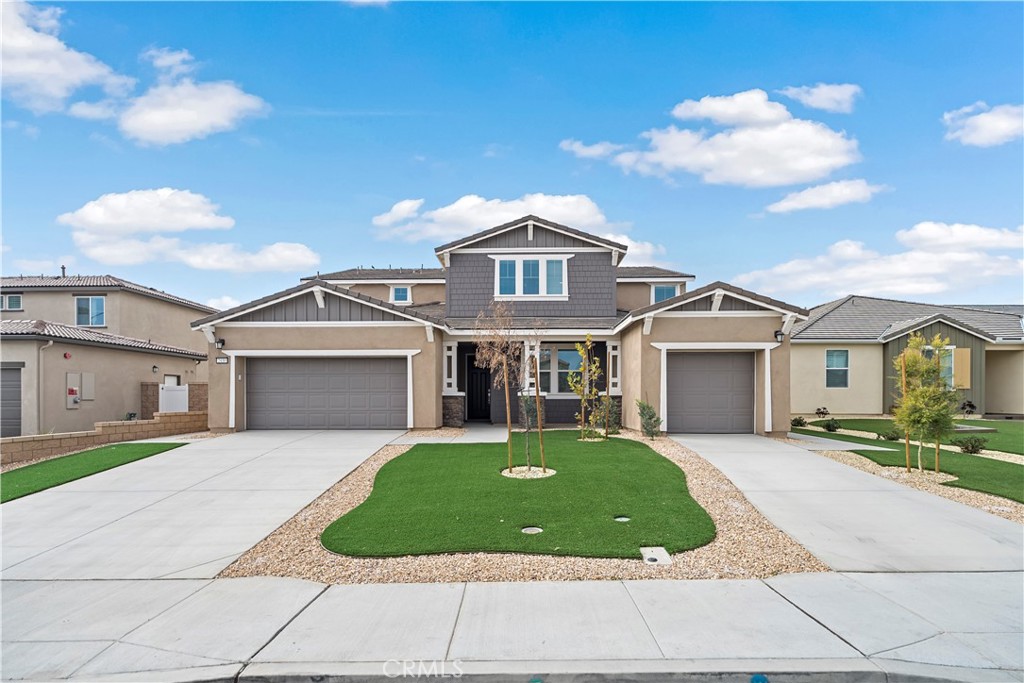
[1,294,23,311]
[825,349,849,388]
[653,285,678,303]
[391,286,410,304]
[76,296,105,326]
[492,255,571,299]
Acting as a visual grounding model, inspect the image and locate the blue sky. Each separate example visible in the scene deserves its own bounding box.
[2,1,1022,310]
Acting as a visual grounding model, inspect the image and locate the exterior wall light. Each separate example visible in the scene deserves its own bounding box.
[774,330,785,343]
[215,338,226,350]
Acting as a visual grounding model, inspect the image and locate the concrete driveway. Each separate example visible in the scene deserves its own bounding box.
[1,429,402,580]
[672,434,1024,572]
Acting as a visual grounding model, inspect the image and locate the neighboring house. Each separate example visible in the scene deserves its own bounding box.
[193,216,807,436]
[0,274,214,436]
[790,295,1024,418]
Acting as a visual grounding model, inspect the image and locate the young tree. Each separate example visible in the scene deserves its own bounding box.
[566,334,603,440]
[892,333,959,472]
[474,301,523,472]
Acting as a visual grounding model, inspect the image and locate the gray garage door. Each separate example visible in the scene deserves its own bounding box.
[1,367,22,437]
[666,352,754,433]
[246,357,407,430]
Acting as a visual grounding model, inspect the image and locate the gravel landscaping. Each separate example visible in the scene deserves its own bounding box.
[220,431,828,583]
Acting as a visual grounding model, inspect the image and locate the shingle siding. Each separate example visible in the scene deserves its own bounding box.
[471,225,594,250]
[235,292,403,323]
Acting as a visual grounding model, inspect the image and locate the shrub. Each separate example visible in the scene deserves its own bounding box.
[960,400,977,416]
[790,416,807,427]
[589,396,621,436]
[822,418,841,432]
[815,407,830,418]
[636,400,661,438]
[951,436,987,454]
[877,429,902,441]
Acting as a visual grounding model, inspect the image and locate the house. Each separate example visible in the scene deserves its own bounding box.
[790,295,1024,418]
[0,274,214,436]
[191,215,808,435]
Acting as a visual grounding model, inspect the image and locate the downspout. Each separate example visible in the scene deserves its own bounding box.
[37,340,53,434]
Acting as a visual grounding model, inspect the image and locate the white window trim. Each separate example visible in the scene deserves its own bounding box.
[1,294,24,311]
[650,283,681,305]
[825,349,850,389]
[75,295,106,327]
[489,254,573,301]
[922,345,956,387]
[389,284,412,305]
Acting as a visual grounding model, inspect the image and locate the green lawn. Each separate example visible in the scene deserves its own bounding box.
[321,431,716,559]
[793,428,1024,504]
[809,418,1024,455]
[1,443,184,503]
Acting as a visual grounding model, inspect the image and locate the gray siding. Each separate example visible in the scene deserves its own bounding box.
[446,252,616,318]
[882,322,986,413]
[672,295,763,312]
[471,225,594,250]
[235,292,403,323]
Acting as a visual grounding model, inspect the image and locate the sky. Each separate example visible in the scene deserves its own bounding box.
[2,1,1022,311]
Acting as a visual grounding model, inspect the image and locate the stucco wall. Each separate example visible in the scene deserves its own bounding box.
[985,347,1024,415]
[2,290,122,330]
[205,325,442,431]
[117,292,209,355]
[790,343,885,415]
[342,282,446,305]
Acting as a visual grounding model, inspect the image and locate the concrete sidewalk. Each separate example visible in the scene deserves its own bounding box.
[2,572,1020,681]
[673,434,1024,572]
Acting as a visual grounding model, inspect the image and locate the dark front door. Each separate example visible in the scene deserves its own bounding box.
[466,355,491,420]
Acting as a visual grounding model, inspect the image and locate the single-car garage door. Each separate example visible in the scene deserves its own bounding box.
[666,352,754,433]
[246,357,407,429]
[1,367,22,437]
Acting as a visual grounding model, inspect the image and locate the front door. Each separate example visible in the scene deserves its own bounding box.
[466,355,491,420]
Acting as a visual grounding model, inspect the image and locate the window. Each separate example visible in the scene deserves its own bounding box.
[557,348,582,393]
[75,296,105,326]
[653,285,678,303]
[492,255,570,298]
[163,375,180,386]
[538,348,552,392]
[825,349,849,388]
[391,286,410,304]
[923,347,955,387]
[1,294,23,310]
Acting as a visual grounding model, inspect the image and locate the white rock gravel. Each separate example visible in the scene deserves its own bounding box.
[502,466,557,479]
[220,431,828,584]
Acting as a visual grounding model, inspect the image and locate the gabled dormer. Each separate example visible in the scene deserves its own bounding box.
[435,215,628,320]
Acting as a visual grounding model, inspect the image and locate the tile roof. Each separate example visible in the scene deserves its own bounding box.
[1,320,207,359]
[949,304,1024,316]
[0,275,216,313]
[445,313,630,331]
[793,295,1024,341]
[303,267,446,282]
[629,281,809,317]
[616,266,695,279]
[433,215,628,254]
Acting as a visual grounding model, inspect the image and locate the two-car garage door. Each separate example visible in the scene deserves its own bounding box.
[666,352,754,433]
[246,357,407,429]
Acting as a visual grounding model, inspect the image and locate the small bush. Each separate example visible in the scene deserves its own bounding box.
[636,400,661,438]
[877,429,902,441]
[790,416,808,427]
[815,407,830,418]
[951,436,987,454]
[589,396,621,436]
[822,418,841,432]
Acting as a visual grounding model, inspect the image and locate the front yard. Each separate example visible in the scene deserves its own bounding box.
[321,431,716,558]
[810,418,1023,455]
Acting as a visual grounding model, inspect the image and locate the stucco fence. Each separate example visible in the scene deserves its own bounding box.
[0,411,208,466]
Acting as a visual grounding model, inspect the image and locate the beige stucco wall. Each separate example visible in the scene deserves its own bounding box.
[985,347,1024,415]
[616,283,652,312]
[206,324,443,431]
[2,290,123,330]
[3,338,202,435]
[790,343,885,415]
[342,283,446,305]
[618,314,791,435]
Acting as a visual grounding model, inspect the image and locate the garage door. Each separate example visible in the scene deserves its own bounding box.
[666,352,754,433]
[1,367,22,437]
[246,357,407,430]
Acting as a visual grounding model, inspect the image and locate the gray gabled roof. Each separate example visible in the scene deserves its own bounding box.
[948,304,1024,316]
[445,312,631,331]
[1,275,216,313]
[433,215,628,255]
[1,320,206,359]
[302,267,446,282]
[793,295,1024,341]
[629,281,809,318]
[616,266,695,279]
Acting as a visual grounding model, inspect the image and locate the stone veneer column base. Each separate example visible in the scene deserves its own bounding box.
[442,395,465,427]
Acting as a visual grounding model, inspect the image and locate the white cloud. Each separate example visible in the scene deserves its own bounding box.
[565,89,860,187]
[119,79,267,146]
[68,99,119,120]
[207,295,241,310]
[558,139,624,159]
[372,198,425,227]
[765,179,887,214]
[778,83,862,113]
[735,221,1024,299]
[942,102,1024,147]
[602,234,669,267]
[142,47,196,81]
[1,1,135,113]
[671,89,791,127]
[57,188,319,273]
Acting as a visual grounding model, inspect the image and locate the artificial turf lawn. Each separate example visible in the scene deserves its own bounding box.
[1,443,184,503]
[321,430,716,559]
[810,418,1023,455]
[793,428,1024,504]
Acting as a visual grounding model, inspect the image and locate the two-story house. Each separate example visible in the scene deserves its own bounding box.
[192,216,807,435]
[1,273,213,436]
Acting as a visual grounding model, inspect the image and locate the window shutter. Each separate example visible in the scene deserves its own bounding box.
[953,348,971,388]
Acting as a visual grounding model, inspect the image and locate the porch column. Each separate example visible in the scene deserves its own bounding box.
[443,342,458,395]
[608,341,621,396]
